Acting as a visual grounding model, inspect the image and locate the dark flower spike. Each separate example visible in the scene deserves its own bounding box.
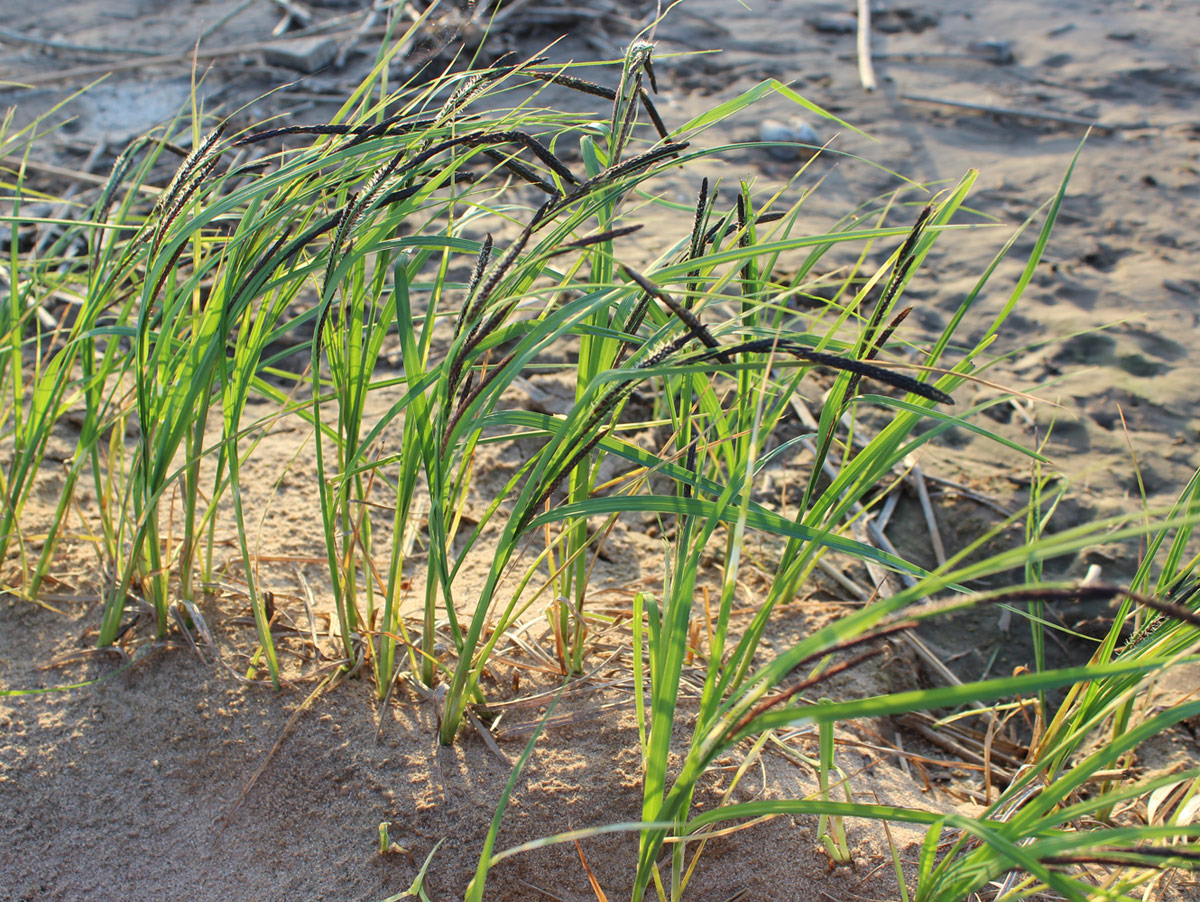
[439,54,516,121]
[454,234,494,339]
[618,290,652,352]
[337,114,435,152]
[480,148,560,195]
[95,137,150,226]
[872,306,911,355]
[271,183,423,302]
[147,154,221,258]
[682,440,698,499]
[232,114,468,149]
[323,142,408,290]
[846,305,912,401]
[240,131,507,229]
[469,131,577,185]
[689,178,710,263]
[553,142,688,214]
[218,224,297,321]
[544,224,643,258]
[449,199,555,396]
[469,233,496,290]
[613,278,666,369]
[736,190,756,295]
[687,338,954,406]
[1042,849,1200,869]
[157,120,228,217]
[517,424,614,536]
[522,70,670,139]
[438,54,550,123]
[460,198,552,337]
[638,89,670,140]
[644,57,659,94]
[142,125,229,258]
[702,210,788,249]
[860,204,933,355]
[609,41,656,164]
[518,369,645,535]
[611,70,644,164]
[92,136,158,272]
[621,264,722,354]
[266,209,345,282]
[700,211,792,247]
[1042,846,1200,866]
[145,231,196,313]
[316,140,417,348]
[234,123,357,146]
[443,348,520,453]
[528,69,616,98]
[638,332,700,371]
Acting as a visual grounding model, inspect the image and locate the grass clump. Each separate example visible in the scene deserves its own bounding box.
[2,15,1199,902]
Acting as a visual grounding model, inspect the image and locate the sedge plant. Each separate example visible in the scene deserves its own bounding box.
[5,18,1200,902]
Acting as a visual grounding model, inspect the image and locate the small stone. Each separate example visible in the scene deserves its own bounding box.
[809,14,857,35]
[967,39,1014,65]
[758,117,820,161]
[263,36,338,74]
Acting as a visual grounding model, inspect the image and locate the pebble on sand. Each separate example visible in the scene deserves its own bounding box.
[758,118,820,161]
[809,14,857,35]
[263,36,339,74]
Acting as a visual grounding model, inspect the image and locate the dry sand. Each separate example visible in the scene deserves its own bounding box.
[2,1,1199,899]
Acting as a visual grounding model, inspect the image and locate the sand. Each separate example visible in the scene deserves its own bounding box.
[2,0,1199,899]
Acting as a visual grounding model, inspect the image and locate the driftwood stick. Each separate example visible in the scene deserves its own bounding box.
[0,26,161,56]
[905,455,947,567]
[901,93,1125,130]
[0,154,161,196]
[0,27,388,90]
[856,0,877,91]
[270,0,314,37]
